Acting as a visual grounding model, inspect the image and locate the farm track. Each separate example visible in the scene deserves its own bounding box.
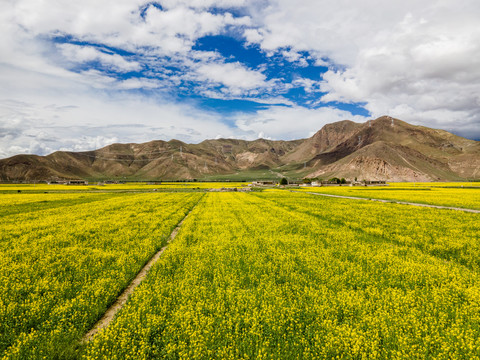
[296,191,480,213]
[82,194,204,343]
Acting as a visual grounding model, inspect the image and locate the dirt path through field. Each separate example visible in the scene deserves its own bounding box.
[82,196,202,343]
[297,191,480,213]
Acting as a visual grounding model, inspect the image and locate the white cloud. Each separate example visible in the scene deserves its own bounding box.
[0,1,277,158]
[244,0,480,139]
[195,62,268,95]
[9,0,251,56]
[315,7,480,138]
[116,78,163,90]
[292,78,321,94]
[234,105,367,140]
[0,63,240,157]
[58,44,142,72]
[244,28,263,44]
[246,0,424,65]
[161,0,250,9]
[0,89,240,157]
[281,50,308,67]
[1,0,480,161]
[1,0,261,96]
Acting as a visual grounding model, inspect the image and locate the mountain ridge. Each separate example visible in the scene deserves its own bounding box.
[1,116,479,182]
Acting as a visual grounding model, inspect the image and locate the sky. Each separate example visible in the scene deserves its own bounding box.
[1,0,479,158]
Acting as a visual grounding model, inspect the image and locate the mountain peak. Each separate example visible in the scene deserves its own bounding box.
[0,117,479,182]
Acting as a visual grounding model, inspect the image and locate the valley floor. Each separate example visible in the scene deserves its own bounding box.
[1,184,479,359]
[294,182,480,210]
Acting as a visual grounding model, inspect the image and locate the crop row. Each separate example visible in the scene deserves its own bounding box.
[294,186,480,210]
[82,191,480,359]
[0,192,202,359]
[0,193,123,217]
[0,182,248,193]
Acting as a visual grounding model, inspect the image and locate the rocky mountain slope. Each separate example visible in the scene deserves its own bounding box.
[1,116,479,181]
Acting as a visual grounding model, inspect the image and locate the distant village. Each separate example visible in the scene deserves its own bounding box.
[251,179,387,187]
[4,178,387,187]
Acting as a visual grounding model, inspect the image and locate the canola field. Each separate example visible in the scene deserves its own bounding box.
[0,182,247,194]
[1,186,479,359]
[295,183,480,210]
[0,192,202,359]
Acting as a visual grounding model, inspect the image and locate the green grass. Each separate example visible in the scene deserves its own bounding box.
[200,169,282,181]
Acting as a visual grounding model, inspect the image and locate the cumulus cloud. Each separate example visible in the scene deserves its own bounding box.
[246,0,480,138]
[161,0,250,9]
[195,62,268,96]
[0,0,265,158]
[234,105,368,140]
[10,0,251,56]
[0,91,240,158]
[315,7,480,137]
[1,0,480,159]
[58,44,142,72]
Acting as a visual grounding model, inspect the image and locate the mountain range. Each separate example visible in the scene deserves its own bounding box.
[1,116,479,182]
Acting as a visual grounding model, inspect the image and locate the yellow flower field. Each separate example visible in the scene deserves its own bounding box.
[81,191,480,359]
[0,182,247,193]
[294,183,480,210]
[0,192,202,359]
[2,187,479,359]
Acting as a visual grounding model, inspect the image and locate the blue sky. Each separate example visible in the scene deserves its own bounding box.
[0,0,479,157]
[52,31,362,117]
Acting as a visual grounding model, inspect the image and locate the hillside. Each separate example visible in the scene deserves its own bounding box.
[1,116,479,181]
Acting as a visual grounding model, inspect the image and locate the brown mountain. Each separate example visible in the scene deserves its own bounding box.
[1,116,479,182]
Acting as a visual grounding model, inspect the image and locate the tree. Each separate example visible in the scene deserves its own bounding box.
[329,177,341,184]
[280,177,288,185]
